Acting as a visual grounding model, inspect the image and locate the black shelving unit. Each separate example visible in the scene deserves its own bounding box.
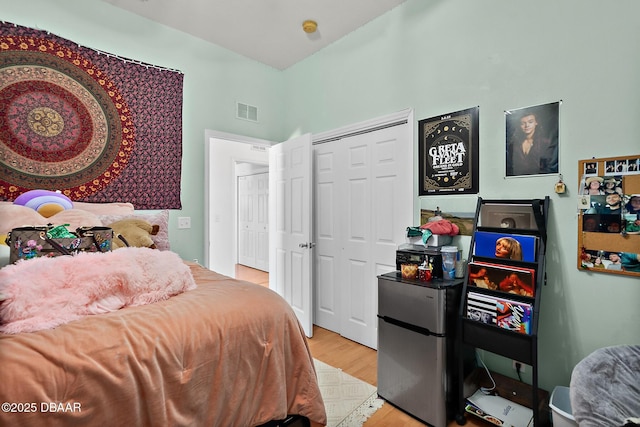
[455,196,550,426]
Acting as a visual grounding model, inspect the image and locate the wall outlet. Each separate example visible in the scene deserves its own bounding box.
[513,360,526,373]
[178,216,191,229]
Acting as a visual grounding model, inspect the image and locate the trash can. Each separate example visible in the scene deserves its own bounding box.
[549,386,578,427]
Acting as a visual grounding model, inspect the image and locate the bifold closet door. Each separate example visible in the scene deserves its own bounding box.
[314,124,412,349]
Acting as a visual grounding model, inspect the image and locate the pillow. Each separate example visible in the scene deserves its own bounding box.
[47,209,103,230]
[99,210,170,251]
[72,201,135,215]
[0,204,105,236]
[0,204,49,234]
[14,189,74,218]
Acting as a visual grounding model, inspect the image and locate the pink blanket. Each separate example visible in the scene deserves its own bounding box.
[0,262,327,427]
[0,247,196,333]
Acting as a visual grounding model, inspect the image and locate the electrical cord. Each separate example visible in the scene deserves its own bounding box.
[515,362,523,382]
[476,350,496,394]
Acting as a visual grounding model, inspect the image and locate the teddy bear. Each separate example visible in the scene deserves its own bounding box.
[109,218,160,250]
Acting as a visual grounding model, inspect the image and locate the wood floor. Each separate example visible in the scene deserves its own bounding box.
[235,265,484,427]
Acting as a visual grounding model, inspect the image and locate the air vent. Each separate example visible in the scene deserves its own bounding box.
[236,102,258,122]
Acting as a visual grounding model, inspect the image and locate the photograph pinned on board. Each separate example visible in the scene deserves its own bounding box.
[582,214,623,233]
[505,101,560,177]
[605,161,616,174]
[626,158,640,174]
[584,161,598,176]
[624,194,640,234]
[580,248,640,272]
[581,175,605,195]
[602,176,623,196]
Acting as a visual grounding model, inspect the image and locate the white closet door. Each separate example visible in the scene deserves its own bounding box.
[314,143,345,333]
[313,121,412,349]
[237,172,269,271]
[237,175,256,267]
[254,172,269,272]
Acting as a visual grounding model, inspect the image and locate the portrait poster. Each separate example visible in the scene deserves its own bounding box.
[505,101,560,177]
[418,107,479,196]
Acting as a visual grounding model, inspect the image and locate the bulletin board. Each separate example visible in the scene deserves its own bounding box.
[577,155,640,277]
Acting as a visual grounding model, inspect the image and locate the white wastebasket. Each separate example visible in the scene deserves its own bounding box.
[549,386,578,427]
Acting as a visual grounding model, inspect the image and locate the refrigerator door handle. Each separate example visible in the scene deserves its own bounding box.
[377,315,446,338]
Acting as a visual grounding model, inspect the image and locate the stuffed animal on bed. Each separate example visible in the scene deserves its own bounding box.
[109,218,160,250]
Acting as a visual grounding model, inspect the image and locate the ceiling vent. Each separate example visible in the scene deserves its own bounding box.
[236,102,258,122]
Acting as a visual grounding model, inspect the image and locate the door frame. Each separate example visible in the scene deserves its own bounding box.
[204,129,272,277]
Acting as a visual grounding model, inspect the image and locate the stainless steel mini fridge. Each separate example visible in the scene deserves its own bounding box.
[377,272,464,427]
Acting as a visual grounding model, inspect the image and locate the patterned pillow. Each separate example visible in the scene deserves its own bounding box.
[98,211,170,251]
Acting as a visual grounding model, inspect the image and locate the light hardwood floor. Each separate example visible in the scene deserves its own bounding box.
[235,265,483,427]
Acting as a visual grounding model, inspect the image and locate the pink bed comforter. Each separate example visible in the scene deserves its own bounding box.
[0,262,326,427]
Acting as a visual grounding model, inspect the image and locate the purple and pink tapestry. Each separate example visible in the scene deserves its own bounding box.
[0,22,183,209]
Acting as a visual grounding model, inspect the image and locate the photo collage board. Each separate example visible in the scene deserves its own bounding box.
[578,155,640,276]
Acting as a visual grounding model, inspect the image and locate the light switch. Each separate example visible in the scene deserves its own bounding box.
[178,216,191,229]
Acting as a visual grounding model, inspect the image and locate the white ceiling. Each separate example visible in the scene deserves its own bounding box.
[100,0,407,70]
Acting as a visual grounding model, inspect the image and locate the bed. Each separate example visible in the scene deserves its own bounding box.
[0,205,327,427]
[569,345,640,427]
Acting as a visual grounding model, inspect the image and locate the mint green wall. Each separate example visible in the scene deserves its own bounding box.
[282,0,640,392]
[1,0,284,264]
[3,0,639,396]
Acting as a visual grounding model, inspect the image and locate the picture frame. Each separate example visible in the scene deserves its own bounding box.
[505,101,560,177]
[418,107,479,196]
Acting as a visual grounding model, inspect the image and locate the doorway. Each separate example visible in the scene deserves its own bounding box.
[205,108,414,348]
[204,130,272,278]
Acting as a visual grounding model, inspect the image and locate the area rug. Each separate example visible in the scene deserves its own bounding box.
[314,359,385,427]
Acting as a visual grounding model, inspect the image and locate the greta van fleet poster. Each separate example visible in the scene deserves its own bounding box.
[418,107,479,196]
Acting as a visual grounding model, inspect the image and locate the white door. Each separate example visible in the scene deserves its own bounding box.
[254,172,269,271]
[269,134,314,337]
[237,175,255,267]
[314,113,413,348]
[237,172,269,271]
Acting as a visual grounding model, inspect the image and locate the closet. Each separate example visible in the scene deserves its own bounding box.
[313,117,412,349]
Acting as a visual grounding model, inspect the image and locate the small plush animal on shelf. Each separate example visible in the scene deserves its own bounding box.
[109,218,160,250]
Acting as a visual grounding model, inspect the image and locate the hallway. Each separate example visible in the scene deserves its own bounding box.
[235,264,269,287]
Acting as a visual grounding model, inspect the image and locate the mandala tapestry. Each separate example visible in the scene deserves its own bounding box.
[0,22,183,209]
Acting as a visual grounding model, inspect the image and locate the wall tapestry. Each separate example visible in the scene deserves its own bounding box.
[0,21,184,209]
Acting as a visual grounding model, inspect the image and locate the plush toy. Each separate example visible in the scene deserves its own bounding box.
[14,189,73,218]
[109,218,160,250]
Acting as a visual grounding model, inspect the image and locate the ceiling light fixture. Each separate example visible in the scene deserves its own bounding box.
[302,20,318,34]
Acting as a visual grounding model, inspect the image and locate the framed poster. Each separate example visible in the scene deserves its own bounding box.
[505,101,560,177]
[418,107,479,196]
